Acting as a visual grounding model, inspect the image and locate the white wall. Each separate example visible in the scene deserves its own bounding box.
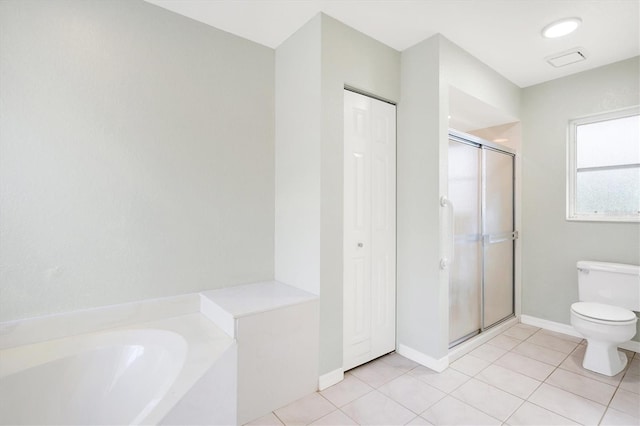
[521,57,640,341]
[275,13,400,376]
[0,0,275,321]
[320,14,400,375]
[397,35,521,365]
[397,36,446,363]
[440,37,520,120]
[275,15,322,295]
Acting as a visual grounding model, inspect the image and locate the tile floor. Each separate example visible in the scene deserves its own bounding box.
[247,323,640,425]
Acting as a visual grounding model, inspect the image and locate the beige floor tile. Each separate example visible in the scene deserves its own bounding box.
[505,401,579,425]
[537,328,584,344]
[319,374,373,407]
[451,378,524,421]
[340,390,416,425]
[527,332,579,354]
[476,364,542,399]
[494,351,555,381]
[512,341,568,366]
[273,393,336,425]
[421,396,501,425]
[528,383,606,425]
[308,410,357,425]
[502,324,539,340]
[626,358,640,376]
[558,352,624,387]
[545,368,617,405]
[450,354,491,376]
[570,344,586,357]
[245,412,284,425]
[378,352,420,370]
[600,407,640,426]
[378,374,445,414]
[621,347,635,358]
[487,334,522,350]
[469,343,508,362]
[620,371,640,394]
[409,366,470,393]
[406,416,433,425]
[349,358,409,388]
[609,388,640,419]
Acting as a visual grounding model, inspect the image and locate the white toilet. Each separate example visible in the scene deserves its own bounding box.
[570,261,639,376]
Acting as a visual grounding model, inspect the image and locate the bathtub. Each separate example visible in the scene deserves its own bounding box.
[0,313,235,425]
[0,282,318,425]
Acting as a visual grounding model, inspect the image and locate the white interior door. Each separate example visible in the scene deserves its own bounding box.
[343,90,396,371]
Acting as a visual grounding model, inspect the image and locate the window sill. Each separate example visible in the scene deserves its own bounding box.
[566,215,640,223]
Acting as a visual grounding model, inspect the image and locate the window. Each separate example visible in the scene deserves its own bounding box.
[567,106,640,222]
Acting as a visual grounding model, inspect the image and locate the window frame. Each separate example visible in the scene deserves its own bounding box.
[566,105,640,223]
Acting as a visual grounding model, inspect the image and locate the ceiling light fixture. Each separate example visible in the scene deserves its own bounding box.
[542,17,582,38]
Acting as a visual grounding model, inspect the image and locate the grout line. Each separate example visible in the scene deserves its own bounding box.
[524,399,583,425]
[271,410,285,426]
[445,391,506,424]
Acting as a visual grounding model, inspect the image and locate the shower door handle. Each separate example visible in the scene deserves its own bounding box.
[482,231,519,246]
[440,196,455,270]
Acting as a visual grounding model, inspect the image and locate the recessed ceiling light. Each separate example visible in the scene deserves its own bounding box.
[542,17,582,38]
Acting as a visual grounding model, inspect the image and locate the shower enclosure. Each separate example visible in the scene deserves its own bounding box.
[446,130,516,347]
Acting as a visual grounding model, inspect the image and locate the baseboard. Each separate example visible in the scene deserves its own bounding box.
[621,340,640,353]
[396,344,448,372]
[318,368,344,391]
[519,314,583,338]
[520,314,640,353]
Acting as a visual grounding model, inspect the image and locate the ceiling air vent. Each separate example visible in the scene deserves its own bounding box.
[546,48,587,68]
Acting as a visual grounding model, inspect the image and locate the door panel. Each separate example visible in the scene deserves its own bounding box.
[344,90,396,370]
[483,241,514,326]
[448,140,482,344]
[370,98,396,356]
[483,148,514,328]
[484,148,514,235]
[344,92,372,368]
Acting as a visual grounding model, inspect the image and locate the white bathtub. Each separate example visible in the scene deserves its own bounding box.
[0,313,235,425]
[0,283,318,425]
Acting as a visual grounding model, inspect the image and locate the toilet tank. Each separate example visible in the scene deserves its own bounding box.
[577,261,640,311]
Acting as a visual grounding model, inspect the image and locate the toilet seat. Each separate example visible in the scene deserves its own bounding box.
[571,302,637,325]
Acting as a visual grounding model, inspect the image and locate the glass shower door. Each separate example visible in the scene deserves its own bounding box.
[448,140,482,345]
[448,133,516,347]
[483,147,515,328]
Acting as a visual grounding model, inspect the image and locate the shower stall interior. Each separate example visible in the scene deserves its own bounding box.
[446,130,517,347]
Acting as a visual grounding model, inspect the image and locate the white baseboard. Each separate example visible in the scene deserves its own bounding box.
[621,340,640,353]
[397,344,448,372]
[519,314,583,338]
[318,368,344,391]
[520,314,640,353]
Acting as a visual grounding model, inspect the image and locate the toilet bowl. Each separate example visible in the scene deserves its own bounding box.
[570,302,637,376]
[570,261,639,377]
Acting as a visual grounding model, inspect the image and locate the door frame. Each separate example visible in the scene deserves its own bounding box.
[448,129,517,348]
[343,87,398,371]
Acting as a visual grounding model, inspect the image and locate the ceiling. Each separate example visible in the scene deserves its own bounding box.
[145,0,639,88]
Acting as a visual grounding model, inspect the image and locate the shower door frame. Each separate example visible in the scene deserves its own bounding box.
[448,129,517,348]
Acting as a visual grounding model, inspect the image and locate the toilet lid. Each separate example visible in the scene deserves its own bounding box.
[571,302,637,322]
